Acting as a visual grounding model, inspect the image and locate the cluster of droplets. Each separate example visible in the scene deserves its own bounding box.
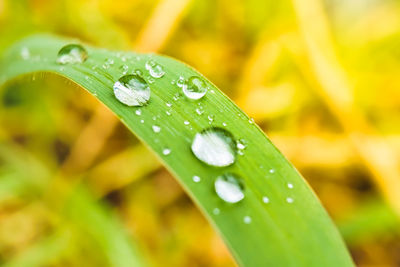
[54,44,296,226]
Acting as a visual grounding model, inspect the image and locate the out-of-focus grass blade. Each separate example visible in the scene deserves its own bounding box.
[64,185,145,267]
[0,35,354,266]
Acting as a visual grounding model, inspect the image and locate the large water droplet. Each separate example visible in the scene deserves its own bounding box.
[57,44,88,64]
[191,127,236,167]
[113,74,150,106]
[214,173,245,203]
[182,76,207,100]
[145,59,165,78]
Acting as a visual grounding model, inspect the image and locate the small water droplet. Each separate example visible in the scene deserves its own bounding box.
[176,76,185,88]
[145,59,165,78]
[173,93,180,101]
[195,107,204,115]
[166,102,172,107]
[140,119,144,123]
[191,127,236,167]
[20,47,30,60]
[269,169,275,174]
[113,74,150,106]
[152,125,161,133]
[166,110,172,116]
[286,197,294,203]
[248,118,255,124]
[103,58,114,69]
[182,76,207,100]
[207,115,215,123]
[213,208,220,215]
[243,216,252,224]
[135,110,142,116]
[222,122,227,127]
[119,64,129,74]
[214,173,245,203]
[262,196,269,203]
[57,44,88,64]
[184,120,190,125]
[287,183,293,189]
[162,148,171,155]
[134,69,143,76]
[236,139,247,150]
[192,175,201,183]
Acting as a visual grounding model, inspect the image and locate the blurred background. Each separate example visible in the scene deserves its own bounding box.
[1,0,400,266]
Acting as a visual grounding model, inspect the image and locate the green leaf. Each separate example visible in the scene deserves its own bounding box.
[0,35,354,266]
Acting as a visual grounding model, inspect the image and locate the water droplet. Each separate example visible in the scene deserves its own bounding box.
[287,183,293,189]
[119,64,129,74]
[162,148,171,155]
[182,76,207,100]
[191,127,236,167]
[57,44,88,64]
[184,120,190,125]
[195,107,204,115]
[134,69,143,76]
[140,119,144,123]
[207,115,215,123]
[262,196,269,203]
[103,58,114,69]
[236,139,247,150]
[166,110,172,116]
[113,74,150,106]
[269,169,275,174]
[145,59,165,78]
[248,118,255,124]
[152,125,161,133]
[213,208,220,215]
[20,47,30,60]
[135,110,142,116]
[173,93,180,101]
[243,216,252,224]
[192,175,201,183]
[222,122,227,127]
[214,173,245,203]
[286,197,294,203]
[176,76,185,88]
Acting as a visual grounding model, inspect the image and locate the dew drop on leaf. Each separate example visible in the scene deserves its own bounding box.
[145,59,165,78]
[214,173,245,203]
[182,76,207,100]
[262,196,269,203]
[192,175,201,183]
[57,44,88,64]
[176,76,185,88]
[162,148,171,155]
[243,216,252,224]
[213,208,220,215]
[191,127,236,167]
[286,197,294,203]
[20,47,30,60]
[152,125,161,133]
[113,74,150,106]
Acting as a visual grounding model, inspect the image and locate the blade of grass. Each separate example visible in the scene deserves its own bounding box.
[0,34,354,266]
